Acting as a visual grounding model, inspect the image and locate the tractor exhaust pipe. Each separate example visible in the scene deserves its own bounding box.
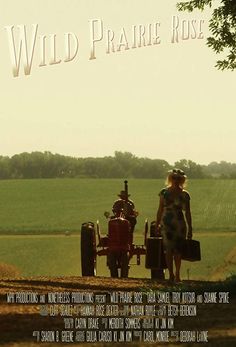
[124,180,128,202]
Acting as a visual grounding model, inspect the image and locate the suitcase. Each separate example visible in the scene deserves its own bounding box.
[145,237,167,269]
[181,239,201,262]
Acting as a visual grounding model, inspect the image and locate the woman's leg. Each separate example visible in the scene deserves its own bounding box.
[165,249,174,281]
[174,253,182,282]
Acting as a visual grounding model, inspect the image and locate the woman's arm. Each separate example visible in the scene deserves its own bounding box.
[156,196,164,235]
[185,199,192,239]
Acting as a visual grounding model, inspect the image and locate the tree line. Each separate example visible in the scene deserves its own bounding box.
[0,151,235,179]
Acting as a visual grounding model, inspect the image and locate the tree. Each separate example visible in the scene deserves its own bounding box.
[0,156,10,179]
[114,151,138,177]
[203,160,236,178]
[177,0,236,70]
[174,159,205,178]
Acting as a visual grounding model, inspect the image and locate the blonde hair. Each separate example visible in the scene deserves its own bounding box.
[165,169,187,189]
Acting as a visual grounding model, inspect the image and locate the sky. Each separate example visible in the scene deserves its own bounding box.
[0,0,235,165]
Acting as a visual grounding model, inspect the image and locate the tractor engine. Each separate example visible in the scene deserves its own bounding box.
[108,217,131,251]
[107,217,131,278]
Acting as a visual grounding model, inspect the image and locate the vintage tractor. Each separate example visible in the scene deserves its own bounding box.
[80,181,166,279]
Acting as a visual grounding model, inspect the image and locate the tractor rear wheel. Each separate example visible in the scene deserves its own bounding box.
[81,222,96,276]
[151,269,165,280]
[146,236,166,280]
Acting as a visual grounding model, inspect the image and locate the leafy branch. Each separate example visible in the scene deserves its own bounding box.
[177,0,236,70]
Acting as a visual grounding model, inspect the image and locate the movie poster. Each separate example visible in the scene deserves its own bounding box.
[0,0,235,346]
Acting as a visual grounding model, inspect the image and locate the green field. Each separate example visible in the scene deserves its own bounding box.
[0,178,236,234]
[0,233,235,280]
[0,178,235,280]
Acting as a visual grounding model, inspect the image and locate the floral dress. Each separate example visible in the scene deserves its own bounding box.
[159,188,190,253]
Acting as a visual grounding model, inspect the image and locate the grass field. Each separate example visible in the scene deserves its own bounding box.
[0,178,236,234]
[0,233,235,280]
[0,178,235,280]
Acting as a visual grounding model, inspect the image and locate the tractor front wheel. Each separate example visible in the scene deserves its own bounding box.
[108,251,129,278]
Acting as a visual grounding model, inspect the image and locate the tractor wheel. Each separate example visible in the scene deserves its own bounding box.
[146,237,166,280]
[81,222,96,276]
[120,252,129,278]
[108,253,119,278]
[151,269,165,280]
[148,221,166,280]
[108,251,129,278]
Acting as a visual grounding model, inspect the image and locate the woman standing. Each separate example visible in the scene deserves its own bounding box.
[156,169,192,282]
